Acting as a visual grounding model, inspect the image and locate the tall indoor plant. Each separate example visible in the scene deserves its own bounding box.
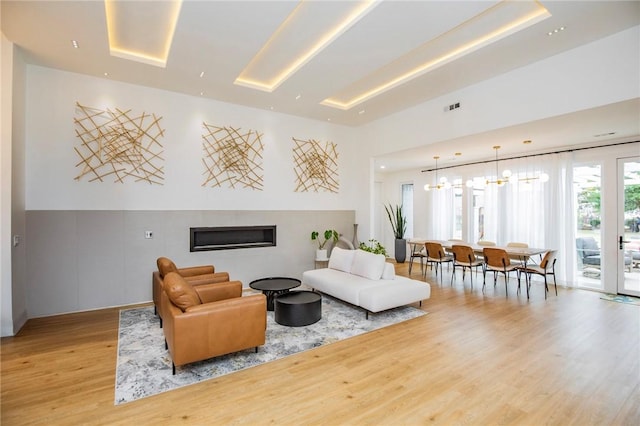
[385,204,407,263]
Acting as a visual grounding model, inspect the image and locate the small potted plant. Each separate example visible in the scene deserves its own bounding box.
[359,239,387,257]
[311,229,339,260]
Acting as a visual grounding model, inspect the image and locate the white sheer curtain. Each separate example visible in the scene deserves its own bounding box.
[476,152,575,285]
[427,185,454,240]
[402,183,414,238]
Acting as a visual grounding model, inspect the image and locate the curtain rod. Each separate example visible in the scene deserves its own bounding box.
[420,139,640,173]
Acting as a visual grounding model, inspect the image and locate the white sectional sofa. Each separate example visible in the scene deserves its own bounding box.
[302,248,430,318]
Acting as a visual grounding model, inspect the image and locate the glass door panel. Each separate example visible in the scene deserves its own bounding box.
[618,157,640,297]
[574,164,603,289]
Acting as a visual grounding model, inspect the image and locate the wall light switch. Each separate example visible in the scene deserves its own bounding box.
[145,231,153,239]
[13,235,20,247]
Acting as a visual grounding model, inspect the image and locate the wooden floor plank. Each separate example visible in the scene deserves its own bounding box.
[1,264,638,425]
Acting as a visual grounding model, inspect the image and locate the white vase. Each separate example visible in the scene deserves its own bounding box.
[316,249,328,261]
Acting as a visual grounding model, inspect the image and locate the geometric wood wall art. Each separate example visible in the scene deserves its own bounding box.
[73,102,165,185]
[292,137,339,193]
[201,122,264,190]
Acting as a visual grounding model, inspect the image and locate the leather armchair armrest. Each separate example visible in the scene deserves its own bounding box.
[184,272,230,286]
[178,265,215,277]
[194,280,242,303]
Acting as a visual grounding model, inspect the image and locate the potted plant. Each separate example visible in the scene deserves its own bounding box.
[384,203,407,263]
[359,239,387,257]
[311,229,339,260]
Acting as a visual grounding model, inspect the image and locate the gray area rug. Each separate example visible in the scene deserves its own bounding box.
[115,295,426,404]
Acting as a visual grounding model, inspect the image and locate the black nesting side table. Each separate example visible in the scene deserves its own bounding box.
[274,291,322,327]
[249,277,301,311]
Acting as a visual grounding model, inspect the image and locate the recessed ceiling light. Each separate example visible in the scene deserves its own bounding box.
[104,72,109,76]
[269,106,274,110]
[380,165,386,169]
[547,26,566,36]
[200,91,204,96]
[71,40,79,49]
[358,110,365,115]
[295,94,301,100]
[327,118,331,121]
[199,71,205,78]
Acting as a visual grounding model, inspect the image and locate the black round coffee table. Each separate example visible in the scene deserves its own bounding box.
[274,291,322,327]
[249,277,301,311]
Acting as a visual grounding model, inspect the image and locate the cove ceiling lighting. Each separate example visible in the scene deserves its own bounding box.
[105,0,182,68]
[234,0,380,92]
[322,0,550,110]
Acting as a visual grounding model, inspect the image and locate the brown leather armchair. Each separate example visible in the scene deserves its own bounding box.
[161,272,267,374]
[153,257,230,325]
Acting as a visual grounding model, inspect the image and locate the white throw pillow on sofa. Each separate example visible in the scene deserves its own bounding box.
[350,249,386,280]
[328,247,356,272]
[381,262,395,280]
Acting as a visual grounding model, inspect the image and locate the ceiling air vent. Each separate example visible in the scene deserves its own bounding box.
[444,102,461,112]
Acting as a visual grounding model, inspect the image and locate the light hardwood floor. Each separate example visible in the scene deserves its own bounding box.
[2,263,639,425]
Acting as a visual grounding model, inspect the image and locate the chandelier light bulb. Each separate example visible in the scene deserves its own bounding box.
[424,184,431,191]
[502,169,512,178]
[540,172,550,182]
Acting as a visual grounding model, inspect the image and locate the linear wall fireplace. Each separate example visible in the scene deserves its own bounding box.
[190,225,276,252]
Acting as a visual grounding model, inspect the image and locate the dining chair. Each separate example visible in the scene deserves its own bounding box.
[518,250,558,299]
[476,240,496,261]
[482,247,522,297]
[506,242,529,266]
[446,238,463,255]
[450,245,483,289]
[425,242,453,280]
[408,241,427,275]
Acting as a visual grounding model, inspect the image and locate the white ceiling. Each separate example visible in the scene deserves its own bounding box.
[2,0,639,172]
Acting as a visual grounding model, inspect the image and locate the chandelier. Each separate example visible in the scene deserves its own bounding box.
[423,156,451,191]
[485,145,549,186]
[485,145,511,186]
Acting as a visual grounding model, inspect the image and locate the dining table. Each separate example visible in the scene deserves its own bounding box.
[408,239,551,298]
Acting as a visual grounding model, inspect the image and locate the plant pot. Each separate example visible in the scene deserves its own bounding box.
[316,249,328,261]
[394,239,407,263]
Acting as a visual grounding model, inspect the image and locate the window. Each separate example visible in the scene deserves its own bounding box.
[574,164,602,289]
[402,183,414,238]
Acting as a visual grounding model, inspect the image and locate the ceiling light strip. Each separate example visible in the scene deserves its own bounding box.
[234,0,380,92]
[105,0,183,68]
[322,1,550,110]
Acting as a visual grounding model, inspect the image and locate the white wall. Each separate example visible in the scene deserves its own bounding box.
[362,25,640,157]
[18,66,370,319]
[25,66,364,212]
[1,32,14,335]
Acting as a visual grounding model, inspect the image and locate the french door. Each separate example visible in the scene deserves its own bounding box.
[618,157,640,297]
